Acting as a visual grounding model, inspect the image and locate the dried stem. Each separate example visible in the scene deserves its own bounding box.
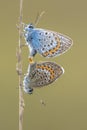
[16,0,25,130]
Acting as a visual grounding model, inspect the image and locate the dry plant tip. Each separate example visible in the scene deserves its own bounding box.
[40,100,46,106]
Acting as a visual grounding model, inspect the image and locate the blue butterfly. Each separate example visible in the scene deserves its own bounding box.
[23,23,73,58]
[23,61,64,94]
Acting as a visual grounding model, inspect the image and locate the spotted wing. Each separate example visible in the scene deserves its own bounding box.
[32,29,73,57]
[23,62,64,89]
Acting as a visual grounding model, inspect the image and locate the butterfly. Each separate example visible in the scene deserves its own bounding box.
[23,61,64,94]
[23,23,73,58]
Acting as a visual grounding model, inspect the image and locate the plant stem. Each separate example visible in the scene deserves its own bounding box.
[16,0,25,130]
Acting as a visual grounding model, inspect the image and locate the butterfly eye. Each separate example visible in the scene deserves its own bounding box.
[28,24,34,29]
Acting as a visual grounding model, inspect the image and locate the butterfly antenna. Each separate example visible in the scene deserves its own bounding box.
[35,11,45,26]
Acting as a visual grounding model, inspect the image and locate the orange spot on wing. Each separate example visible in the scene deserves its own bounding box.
[37,65,55,80]
[42,37,60,56]
[50,75,54,79]
[42,51,49,57]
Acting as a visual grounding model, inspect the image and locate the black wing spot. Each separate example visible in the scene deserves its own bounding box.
[41,81,44,84]
[42,68,44,70]
[48,79,51,82]
[51,40,53,43]
[50,42,53,45]
[38,82,40,85]
[40,76,43,79]
[42,48,45,50]
[30,37,33,40]
[52,52,54,54]
[39,32,42,35]
[45,32,48,35]
[44,44,46,47]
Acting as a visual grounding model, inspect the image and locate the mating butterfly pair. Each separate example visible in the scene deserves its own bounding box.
[23,23,73,94]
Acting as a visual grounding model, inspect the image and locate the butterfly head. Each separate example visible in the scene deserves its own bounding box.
[24,23,34,32]
[23,86,33,94]
[23,75,33,94]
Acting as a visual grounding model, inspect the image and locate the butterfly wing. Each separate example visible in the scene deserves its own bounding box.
[34,62,64,87]
[31,28,73,57]
[23,62,64,92]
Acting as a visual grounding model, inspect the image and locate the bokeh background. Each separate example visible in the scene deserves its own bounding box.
[0,0,87,130]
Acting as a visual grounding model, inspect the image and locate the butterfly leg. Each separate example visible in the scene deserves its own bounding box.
[28,56,34,64]
[29,47,37,63]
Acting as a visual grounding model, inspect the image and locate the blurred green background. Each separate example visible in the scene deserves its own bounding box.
[0,0,87,130]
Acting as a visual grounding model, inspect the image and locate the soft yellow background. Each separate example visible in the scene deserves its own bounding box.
[0,0,87,130]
